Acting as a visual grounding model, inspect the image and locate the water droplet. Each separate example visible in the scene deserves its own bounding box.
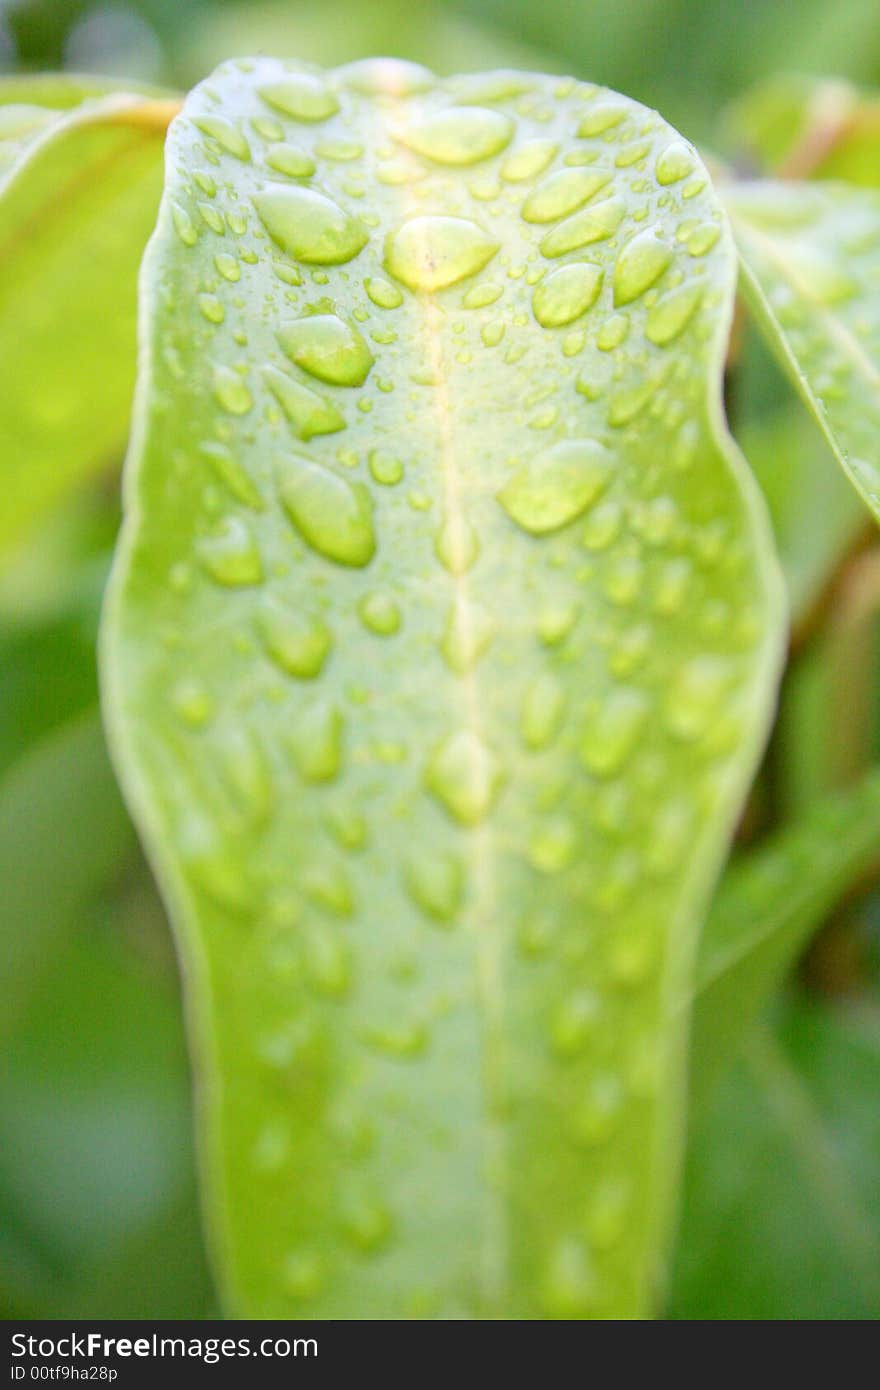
[538,602,578,645]
[441,596,494,673]
[197,201,225,234]
[259,605,331,678]
[498,439,612,535]
[540,1237,597,1318]
[551,988,599,1056]
[278,455,375,567]
[171,200,198,246]
[264,365,345,440]
[365,275,403,309]
[282,1249,325,1301]
[435,514,479,573]
[368,449,403,485]
[569,1074,624,1145]
[532,263,603,327]
[596,312,629,351]
[655,140,695,185]
[361,1020,428,1058]
[212,364,252,415]
[399,106,513,165]
[339,58,434,97]
[198,293,225,324]
[171,677,214,728]
[303,859,353,917]
[265,142,316,177]
[288,701,343,782]
[359,590,401,635]
[529,815,577,874]
[341,1196,393,1253]
[613,229,673,305]
[259,75,339,122]
[521,168,611,224]
[685,220,721,257]
[254,185,368,264]
[425,729,502,826]
[644,283,703,345]
[540,196,625,257]
[214,251,240,281]
[199,441,263,509]
[462,281,502,309]
[577,101,626,136]
[404,848,464,924]
[198,516,262,586]
[580,688,649,777]
[521,672,566,749]
[666,656,730,740]
[585,1178,630,1250]
[194,114,250,160]
[384,216,499,291]
[500,137,557,182]
[277,314,373,386]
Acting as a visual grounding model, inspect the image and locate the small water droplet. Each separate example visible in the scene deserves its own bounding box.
[282,1249,325,1301]
[365,275,403,309]
[368,449,403,485]
[199,441,263,509]
[580,688,649,777]
[359,590,401,635]
[644,283,703,345]
[171,677,214,728]
[259,605,332,678]
[500,137,558,182]
[550,988,599,1056]
[435,513,480,573]
[288,700,343,782]
[214,251,240,281]
[440,596,494,673]
[655,140,695,185]
[520,671,566,749]
[540,196,625,257]
[341,1196,393,1253]
[171,200,198,246]
[529,815,577,873]
[212,364,252,415]
[540,1237,597,1318]
[198,293,225,324]
[569,1074,624,1145]
[577,101,627,137]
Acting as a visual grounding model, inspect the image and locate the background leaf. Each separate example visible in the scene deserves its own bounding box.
[103,59,784,1318]
[0,87,176,568]
[726,180,880,519]
[673,993,880,1319]
[690,767,880,1105]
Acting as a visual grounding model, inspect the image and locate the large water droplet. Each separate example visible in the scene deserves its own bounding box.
[278,455,375,566]
[613,229,673,305]
[644,283,703,345]
[425,729,502,826]
[532,263,603,327]
[258,74,339,122]
[384,216,499,291]
[540,196,625,257]
[399,106,513,165]
[264,365,345,439]
[521,168,611,224]
[278,314,373,386]
[498,439,612,535]
[254,185,368,264]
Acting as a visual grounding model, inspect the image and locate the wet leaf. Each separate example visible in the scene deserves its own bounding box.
[727,180,880,520]
[102,59,784,1318]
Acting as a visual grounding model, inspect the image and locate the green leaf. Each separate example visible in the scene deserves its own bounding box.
[723,75,880,185]
[726,180,880,520]
[102,59,784,1318]
[690,767,880,1105]
[0,88,176,568]
[673,995,880,1319]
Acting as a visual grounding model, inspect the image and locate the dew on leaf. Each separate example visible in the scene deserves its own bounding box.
[212,364,253,415]
[254,185,368,264]
[613,229,673,305]
[358,590,401,635]
[539,196,625,257]
[278,455,376,567]
[500,137,557,182]
[521,168,611,224]
[264,365,345,440]
[532,263,603,327]
[258,75,340,122]
[194,114,251,161]
[404,848,464,924]
[385,215,499,291]
[498,439,612,535]
[288,701,343,782]
[258,605,332,678]
[425,729,502,826]
[399,106,513,166]
[277,314,374,386]
[198,516,263,586]
[266,142,316,177]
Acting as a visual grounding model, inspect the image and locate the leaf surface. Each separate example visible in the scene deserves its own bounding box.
[0,87,176,566]
[103,59,784,1318]
[690,767,880,1105]
[727,180,880,519]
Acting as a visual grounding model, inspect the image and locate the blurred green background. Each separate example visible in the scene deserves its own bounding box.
[2,0,880,1320]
